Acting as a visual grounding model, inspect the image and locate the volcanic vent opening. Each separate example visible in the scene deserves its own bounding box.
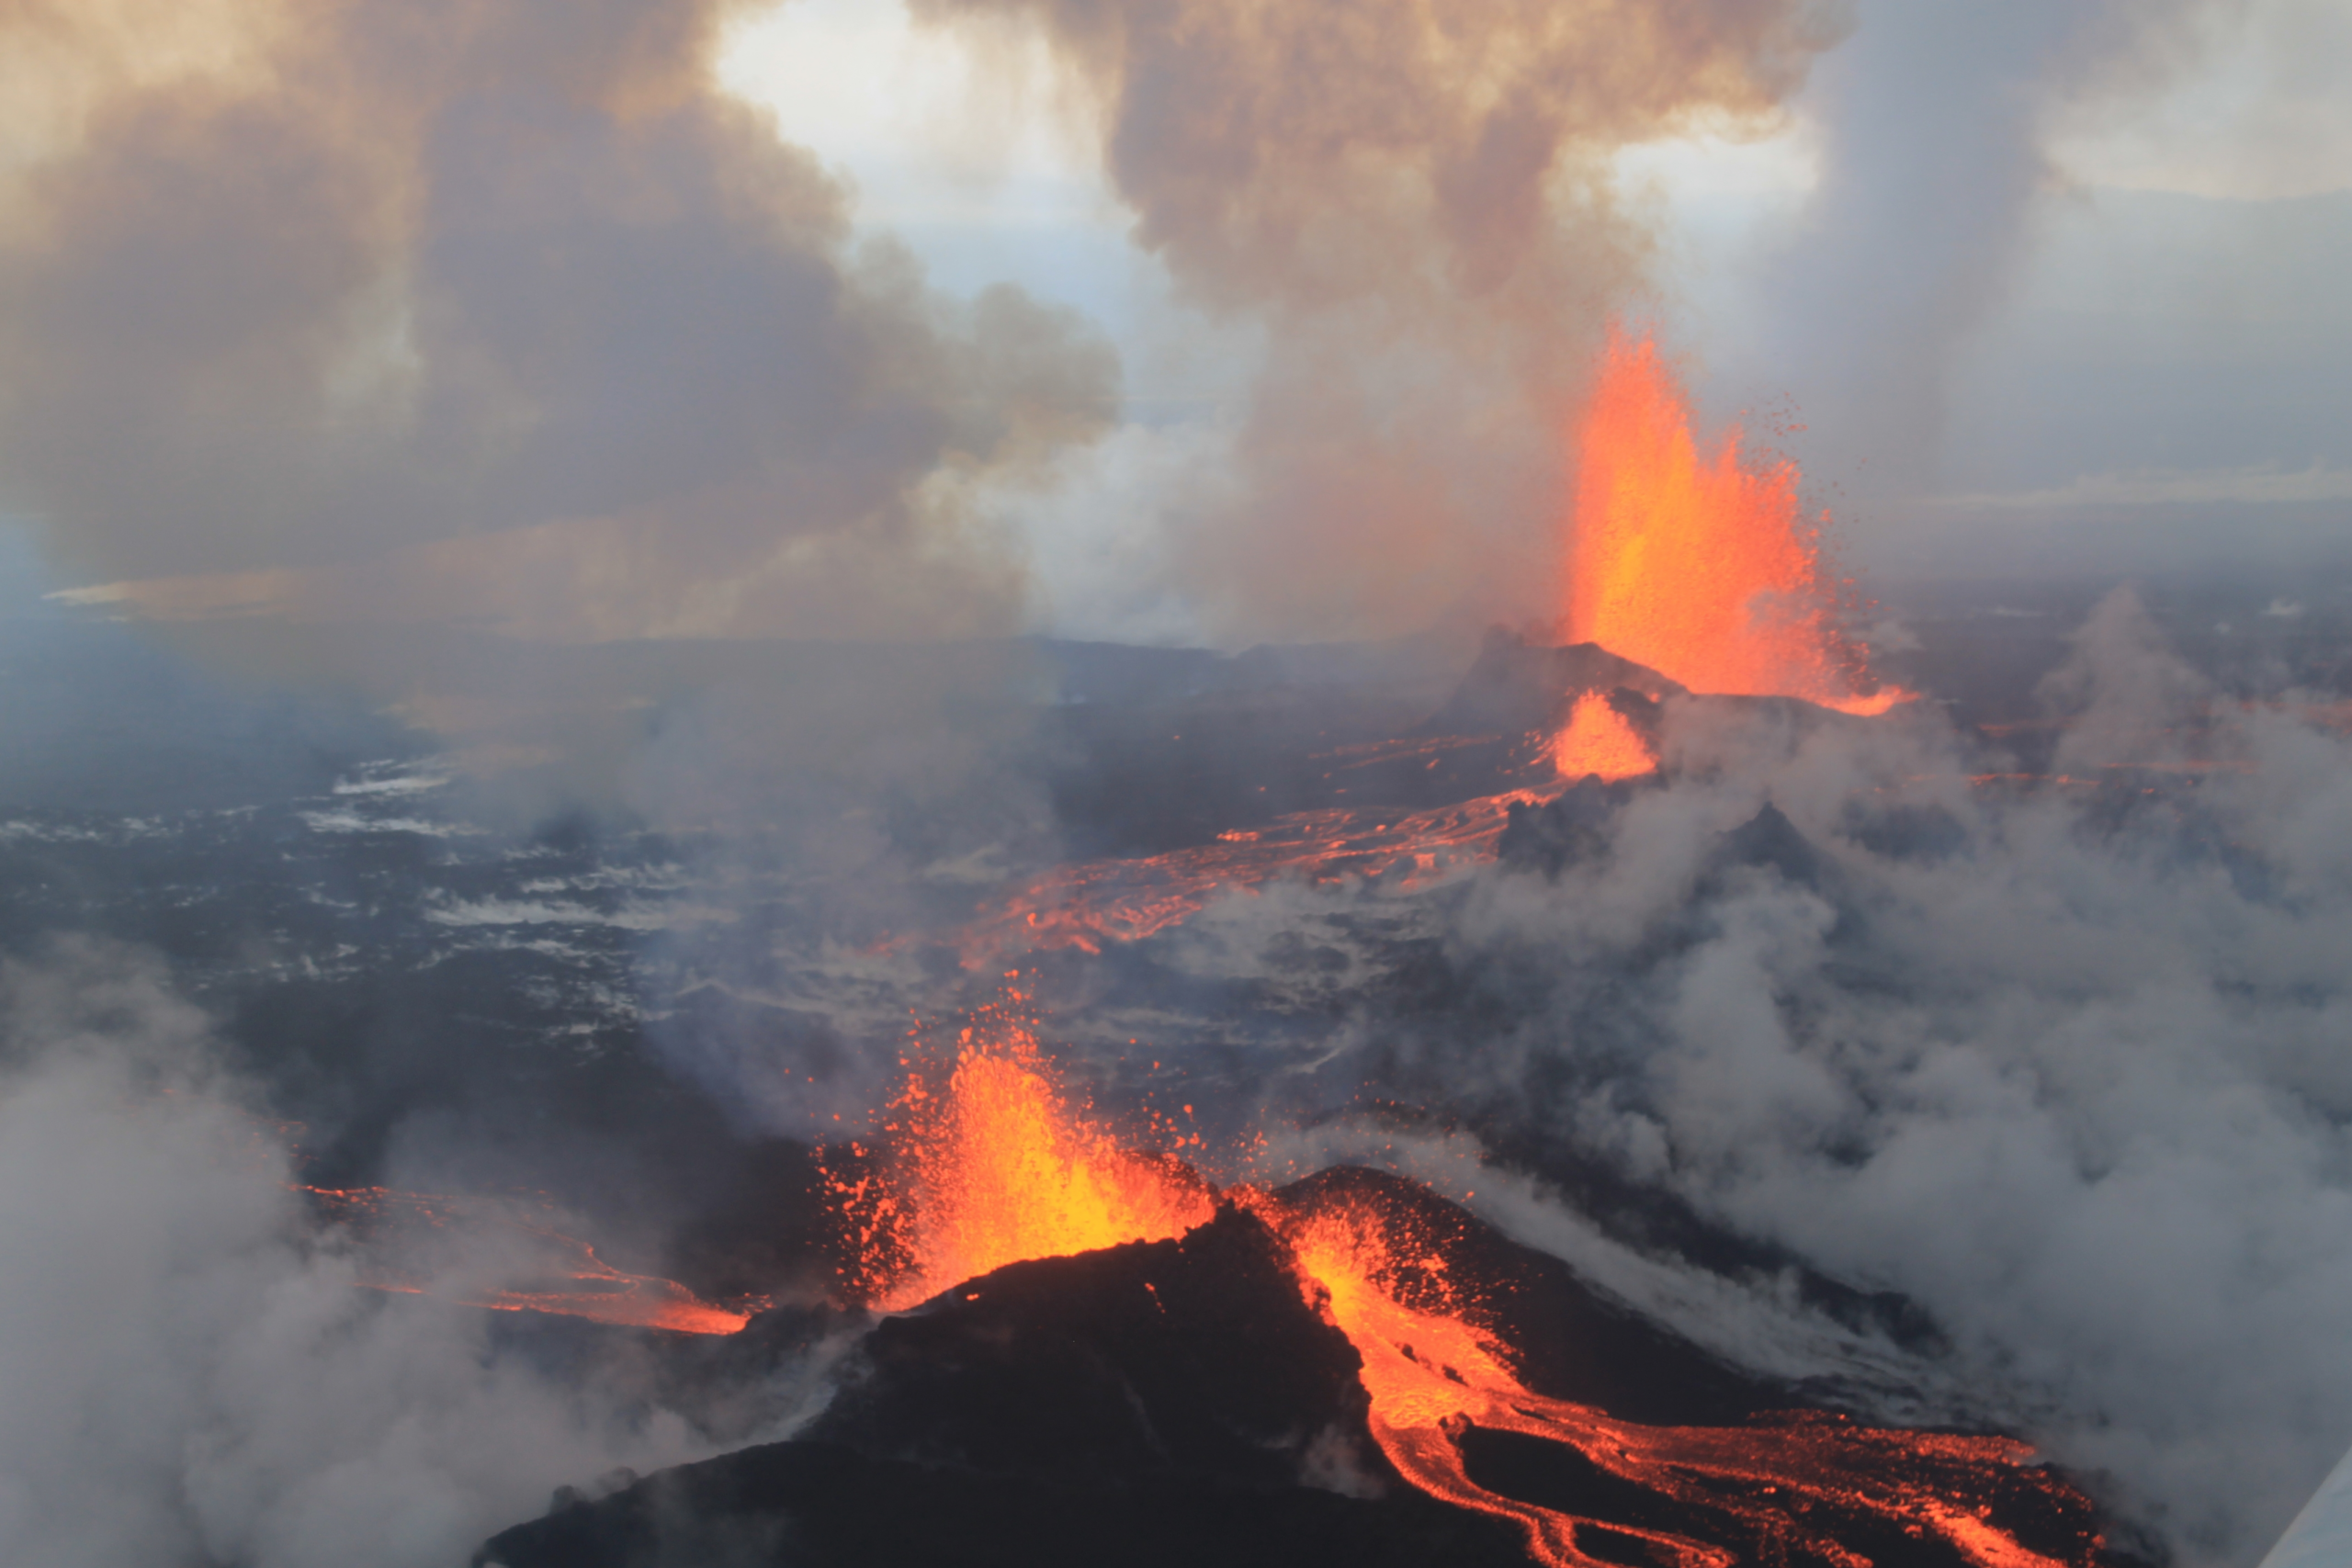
[777,1012,2116,1568]
[1561,326,1907,718]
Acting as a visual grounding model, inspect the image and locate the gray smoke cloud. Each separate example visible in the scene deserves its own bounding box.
[957,587,2351,1563]
[1391,590,2352,1562]
[0,0,1116,647]
[1739,0,2229,509]
[0,937,827,1568]
[5,5,2342,1563]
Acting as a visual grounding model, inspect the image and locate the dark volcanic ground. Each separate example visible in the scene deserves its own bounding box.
[478,1182,2128,1568]
[5,567,2349,1562]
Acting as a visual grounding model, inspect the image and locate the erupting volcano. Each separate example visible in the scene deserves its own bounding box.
[1564,328,1903,716]
[752,1014,2111,1567]
[884,327,1927,972]
[1548,691,1657,783]
[462,325,2171,1568]
[824,1001,1216,1311]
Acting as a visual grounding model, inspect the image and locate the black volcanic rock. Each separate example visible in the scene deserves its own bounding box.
[1710,800,1833,892]
[478,1441,1532,1568]
[806,1203,1370,1486]
[478,1202,1534,1568]
[481,1173,2138,1568]
[1421,629,1686,738]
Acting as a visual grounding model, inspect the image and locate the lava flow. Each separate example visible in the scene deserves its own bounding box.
[1261,1189,2093,1568]
[884,332,1961,972]
[301,1185,752,1336]
[1566,327,1902,717]
[823,1020,2103,1566]
[935,790,1543,966]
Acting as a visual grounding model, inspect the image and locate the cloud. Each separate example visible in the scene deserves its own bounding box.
[1928,462,2352,512]
[900,0,1851,645]
[0,0,1117,646]
[0,938,733,1568]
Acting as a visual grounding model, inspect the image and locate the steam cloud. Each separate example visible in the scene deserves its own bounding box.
[0,0,1116,645]
[1743,0,2222,510]
[2,4,2342,1565]
[0,940,754,1568]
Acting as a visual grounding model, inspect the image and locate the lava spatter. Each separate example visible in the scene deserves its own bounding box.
[824,1004,1216,1312]
[1565,327,1904,717]
[821,1025,2108,1564]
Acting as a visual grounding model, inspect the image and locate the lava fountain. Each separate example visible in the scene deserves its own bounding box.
[1548,691,1655,782]
[823,1014,2105,1565]
[1565,327,1904,716]
[825,1000,1216,1312]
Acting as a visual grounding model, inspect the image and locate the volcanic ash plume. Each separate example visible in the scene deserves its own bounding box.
[908,0,1852,643]
[0,0,1118,648]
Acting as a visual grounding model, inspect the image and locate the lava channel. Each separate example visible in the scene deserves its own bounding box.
[300,1184,755,1336]
[821,1016,2107,1567]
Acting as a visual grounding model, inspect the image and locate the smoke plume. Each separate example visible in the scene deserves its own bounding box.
[0,0,1117,645]
[0,938,774,1568]
[1317,589,2352,1562]
[910,0,1850,643]
[1745,0,2225,511]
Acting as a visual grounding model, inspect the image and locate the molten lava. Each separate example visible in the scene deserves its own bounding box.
[1261,1187,2092,1568]
[824,1024,2103,1564]
[935,790,1544,966]
[1566,329,1902,716]
[1548,692,1655,782]
[301,1185,752,1336]
[827,1006,1216,1311]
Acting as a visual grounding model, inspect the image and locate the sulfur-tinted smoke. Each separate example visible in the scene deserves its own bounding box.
[0,0,1116,646]
[909,0,1850,644]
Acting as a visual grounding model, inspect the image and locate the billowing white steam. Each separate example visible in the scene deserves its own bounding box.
[1404,590,2352,1562]
[0,942,723,1568]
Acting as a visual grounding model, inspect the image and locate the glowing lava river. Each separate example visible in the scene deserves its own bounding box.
[896,323,1916,974]
[300,1184,756,1336]
[818,1008,2106,1568]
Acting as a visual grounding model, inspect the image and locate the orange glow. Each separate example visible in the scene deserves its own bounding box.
[1261,1187,2093,1568]
[300,1185,752,1336]
[924,789,1549,967]
[820,1033,2101,1562]
[829,1007,1216,1312]
[1566,329,1904,716]
[1548,692,1655,781]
